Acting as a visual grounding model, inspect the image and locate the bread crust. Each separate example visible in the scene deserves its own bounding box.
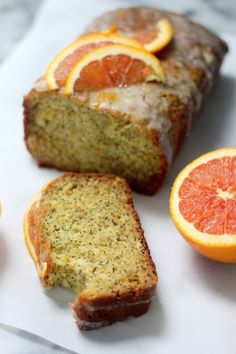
[23,7,228,195]
[73,284,156,329]
[25,173,157,329]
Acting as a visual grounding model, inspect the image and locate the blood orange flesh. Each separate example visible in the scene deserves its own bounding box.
[111,18,173,53]
[74,54,153,91]
[45,33,143,90]
[65,44,165,94]
[130,31,158,45]
[55,41,113,87]
[178,156,236,235]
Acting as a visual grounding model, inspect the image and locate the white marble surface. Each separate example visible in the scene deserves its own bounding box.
[0,324,75,354]
[0,0,235,353]
[0,0,43,62]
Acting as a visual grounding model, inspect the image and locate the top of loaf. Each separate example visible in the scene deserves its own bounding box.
[84,7,227,53]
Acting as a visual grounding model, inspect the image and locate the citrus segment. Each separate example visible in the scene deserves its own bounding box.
[45,33,143,90]
[170,148,236,263]
[65,44,165,93]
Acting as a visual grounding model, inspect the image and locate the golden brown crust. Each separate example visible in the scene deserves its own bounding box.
[73,279,156,329]
[26,173,157,329]
[74,301,151,330]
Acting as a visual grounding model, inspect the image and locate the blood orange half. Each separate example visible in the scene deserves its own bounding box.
[170,148,236,263]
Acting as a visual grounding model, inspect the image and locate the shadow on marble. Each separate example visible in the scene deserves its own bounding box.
[81,294,165,343]
[191,251,236,302]
[45,286,75,308]
[134,74,235,218]
[133,183,170,217]
[0,231,7,274]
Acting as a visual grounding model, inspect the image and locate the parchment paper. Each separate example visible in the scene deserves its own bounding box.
[0,1,236,353]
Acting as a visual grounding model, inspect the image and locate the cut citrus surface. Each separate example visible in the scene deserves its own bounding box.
[65,44,165,93]
[170,148,236,263]
[24,191,48,277]
[45,33,143,89]
[108,18,173,53]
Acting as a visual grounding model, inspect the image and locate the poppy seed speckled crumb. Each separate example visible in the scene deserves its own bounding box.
[25,173,157,329]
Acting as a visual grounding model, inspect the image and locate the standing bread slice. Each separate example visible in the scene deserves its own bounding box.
[24,173,157,329]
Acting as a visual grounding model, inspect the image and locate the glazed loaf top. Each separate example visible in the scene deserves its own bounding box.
[34,7,228,163]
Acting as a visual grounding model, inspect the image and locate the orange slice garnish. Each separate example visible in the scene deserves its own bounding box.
[134,18,173,53]
[170,148,236,263]
[108,18,173,53]
[45,32,143,90]
[64,44,165,93]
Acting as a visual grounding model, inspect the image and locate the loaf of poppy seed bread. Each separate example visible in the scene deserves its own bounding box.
[24,173,157,329]
[23,7,228,195]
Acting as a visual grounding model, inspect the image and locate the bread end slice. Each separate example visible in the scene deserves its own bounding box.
[24,173,157,329]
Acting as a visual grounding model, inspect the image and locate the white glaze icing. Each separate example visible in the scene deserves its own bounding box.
[75,316,108,329]
[84,295,155,312]
[88,84,174,163]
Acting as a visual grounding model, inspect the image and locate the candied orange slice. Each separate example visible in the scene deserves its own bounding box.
[45,33,143,89]
[170,148,236,263]
[108,18,173,53]
[134,18,173,53]
[65,44,165,93]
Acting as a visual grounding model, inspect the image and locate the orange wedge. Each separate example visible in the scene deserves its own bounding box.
[45,32,143,90]
[24,191,48,277]
[170,148,236,263]
[65,44,165,93]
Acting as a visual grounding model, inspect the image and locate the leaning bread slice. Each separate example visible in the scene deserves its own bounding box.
[24,173,157,329]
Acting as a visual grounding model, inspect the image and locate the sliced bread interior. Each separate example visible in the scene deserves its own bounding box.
[24,173,157,329]
[24,91,166,195]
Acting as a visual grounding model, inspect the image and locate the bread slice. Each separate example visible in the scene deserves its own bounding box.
[24,173,157,329]
[23,7,228,195]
